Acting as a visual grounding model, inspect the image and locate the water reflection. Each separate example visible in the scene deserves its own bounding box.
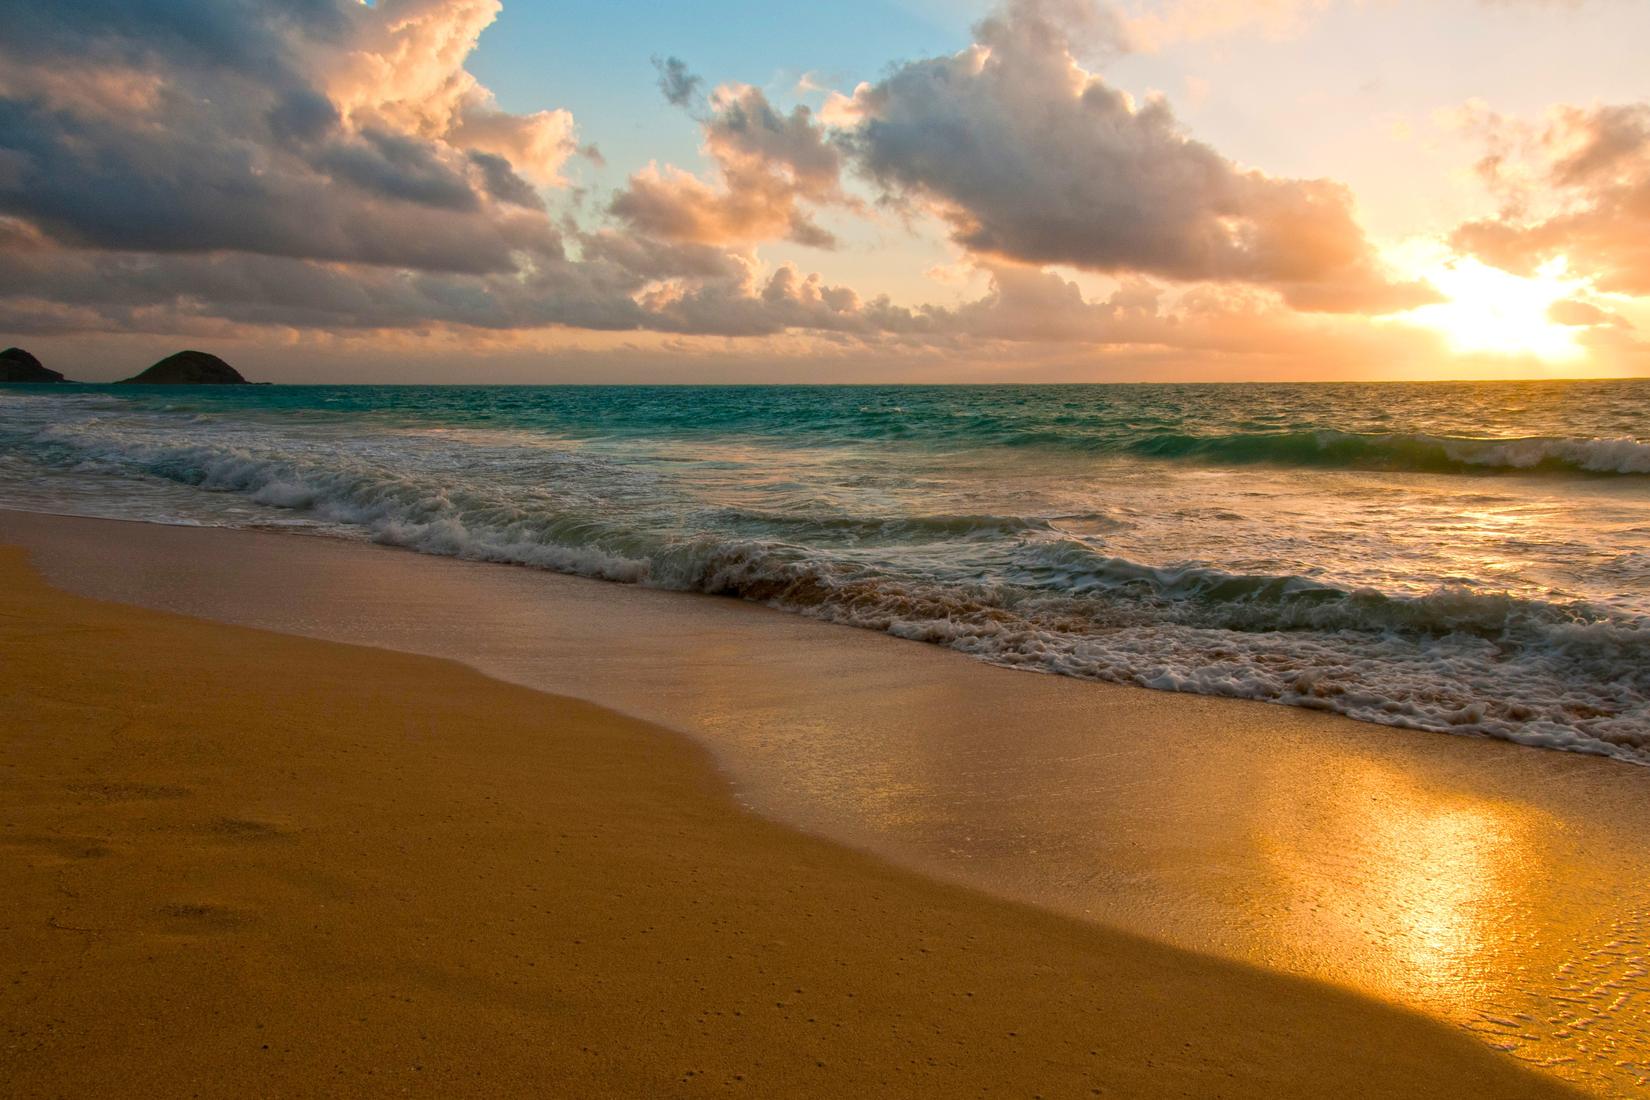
[1252,756,1530,1006]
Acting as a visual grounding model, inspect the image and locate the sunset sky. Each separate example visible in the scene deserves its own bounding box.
[3,0,1648,382]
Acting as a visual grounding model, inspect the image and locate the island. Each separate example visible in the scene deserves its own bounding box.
[0,347,66,383]
[117,350,249,385]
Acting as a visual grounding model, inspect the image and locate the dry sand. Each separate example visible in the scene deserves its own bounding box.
[7,509,1648,1097]
[0,545,1576,1097]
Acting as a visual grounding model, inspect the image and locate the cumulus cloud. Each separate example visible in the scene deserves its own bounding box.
[0,0,1450,360]
[0,0,572,273]
[0,0,861,342]
[0,0,866,341]
[611,77,849,249]
[315,0,576,185]
[1452,102,1650,295]
[841,0,1432,313]
[0,200,1156,349]
[0,211,910,340]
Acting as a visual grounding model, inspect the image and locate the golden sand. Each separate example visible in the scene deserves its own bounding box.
[0,547,1572,1096]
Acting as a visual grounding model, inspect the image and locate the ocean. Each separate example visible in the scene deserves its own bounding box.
[2,380,1646,761]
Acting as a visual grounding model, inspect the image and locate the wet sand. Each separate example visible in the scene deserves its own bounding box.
[3,510,1648,1095]
[0,545,1578,1096]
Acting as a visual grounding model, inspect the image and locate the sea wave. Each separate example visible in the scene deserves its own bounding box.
[700,507,1118,542]
[4,392,1648,763]
[1128,430,1650,475]
[9,388,1650,476]
[396,523,1650,761]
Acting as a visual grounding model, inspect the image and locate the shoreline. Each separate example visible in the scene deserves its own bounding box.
[3,509,1649,1093]
[0,543,1578,1096]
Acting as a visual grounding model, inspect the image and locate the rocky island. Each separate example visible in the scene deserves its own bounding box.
[118,350,249,385]
[0,347,66,383]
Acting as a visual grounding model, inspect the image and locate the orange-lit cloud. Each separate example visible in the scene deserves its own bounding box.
[1119,0,1334,51]
[842,1,1432,313]
[0,0,1643,381]
[318,0,576,185]
[1452,102,1650,295]
[1118,0,1604,52]
[610,80,849,249]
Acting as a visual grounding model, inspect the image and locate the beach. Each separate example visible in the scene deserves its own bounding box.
[3,509,1648,1095]
[0,535,1584,1098]
[7,0,1650,1093]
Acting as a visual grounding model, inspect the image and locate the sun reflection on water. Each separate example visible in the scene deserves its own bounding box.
[1256,756,1531,1007]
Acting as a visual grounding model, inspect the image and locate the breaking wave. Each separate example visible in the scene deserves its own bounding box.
[1127,430,1650,476]
[6,402,1645,765]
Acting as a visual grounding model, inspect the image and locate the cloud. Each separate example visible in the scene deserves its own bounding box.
[1548,298,1632,328]
[0,214,904,340]
[0,2,895,345]
[0,0,350,87]
[0,205,1157,349]
[654,56,703,109]
[0,0,566,273]
[841,0,1432,313]
[610,80,849,249]
[1118,0,1600,51]
[944,262,1160,342]
[468,152,547,210]
[1451,102,1650,295]
[1118,0,1333,51]
[0,0,1474,367]
[0,214,1391,369]
[316,0,576,185]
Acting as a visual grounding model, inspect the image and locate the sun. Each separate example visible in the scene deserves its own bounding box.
[1397,253,1587,362]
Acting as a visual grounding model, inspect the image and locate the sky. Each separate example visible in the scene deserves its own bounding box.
[2,0,1648,383]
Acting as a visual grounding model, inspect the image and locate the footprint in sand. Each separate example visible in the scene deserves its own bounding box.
[65,782,192,801]
[1,833,111,860]
[155,902,250,930]
[203,817,291,841]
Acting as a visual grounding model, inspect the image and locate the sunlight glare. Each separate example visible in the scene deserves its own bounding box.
[1401,255,1586,362]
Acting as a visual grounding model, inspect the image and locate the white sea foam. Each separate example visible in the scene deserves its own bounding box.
[2,386,1647,763]
[1445,434,1650,474]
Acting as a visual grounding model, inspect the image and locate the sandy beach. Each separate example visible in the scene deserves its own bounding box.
[0,539,1584,1096]
[4,508,1650,1095]
[6,0,1648,1092]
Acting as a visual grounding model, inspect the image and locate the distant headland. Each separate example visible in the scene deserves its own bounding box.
[0,347,65,383]
[1,347,255,385]
[117,350,249,385]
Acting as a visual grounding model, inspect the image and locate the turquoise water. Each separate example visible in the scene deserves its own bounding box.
[3,380,1648,759]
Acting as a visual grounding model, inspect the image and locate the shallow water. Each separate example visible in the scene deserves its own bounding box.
[2,380,1647,757]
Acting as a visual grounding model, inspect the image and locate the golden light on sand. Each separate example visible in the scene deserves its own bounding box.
[1400,255,1586,362]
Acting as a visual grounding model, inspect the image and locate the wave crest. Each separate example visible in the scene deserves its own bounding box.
[1129,430,1650,476]
[5,395,1648,763]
